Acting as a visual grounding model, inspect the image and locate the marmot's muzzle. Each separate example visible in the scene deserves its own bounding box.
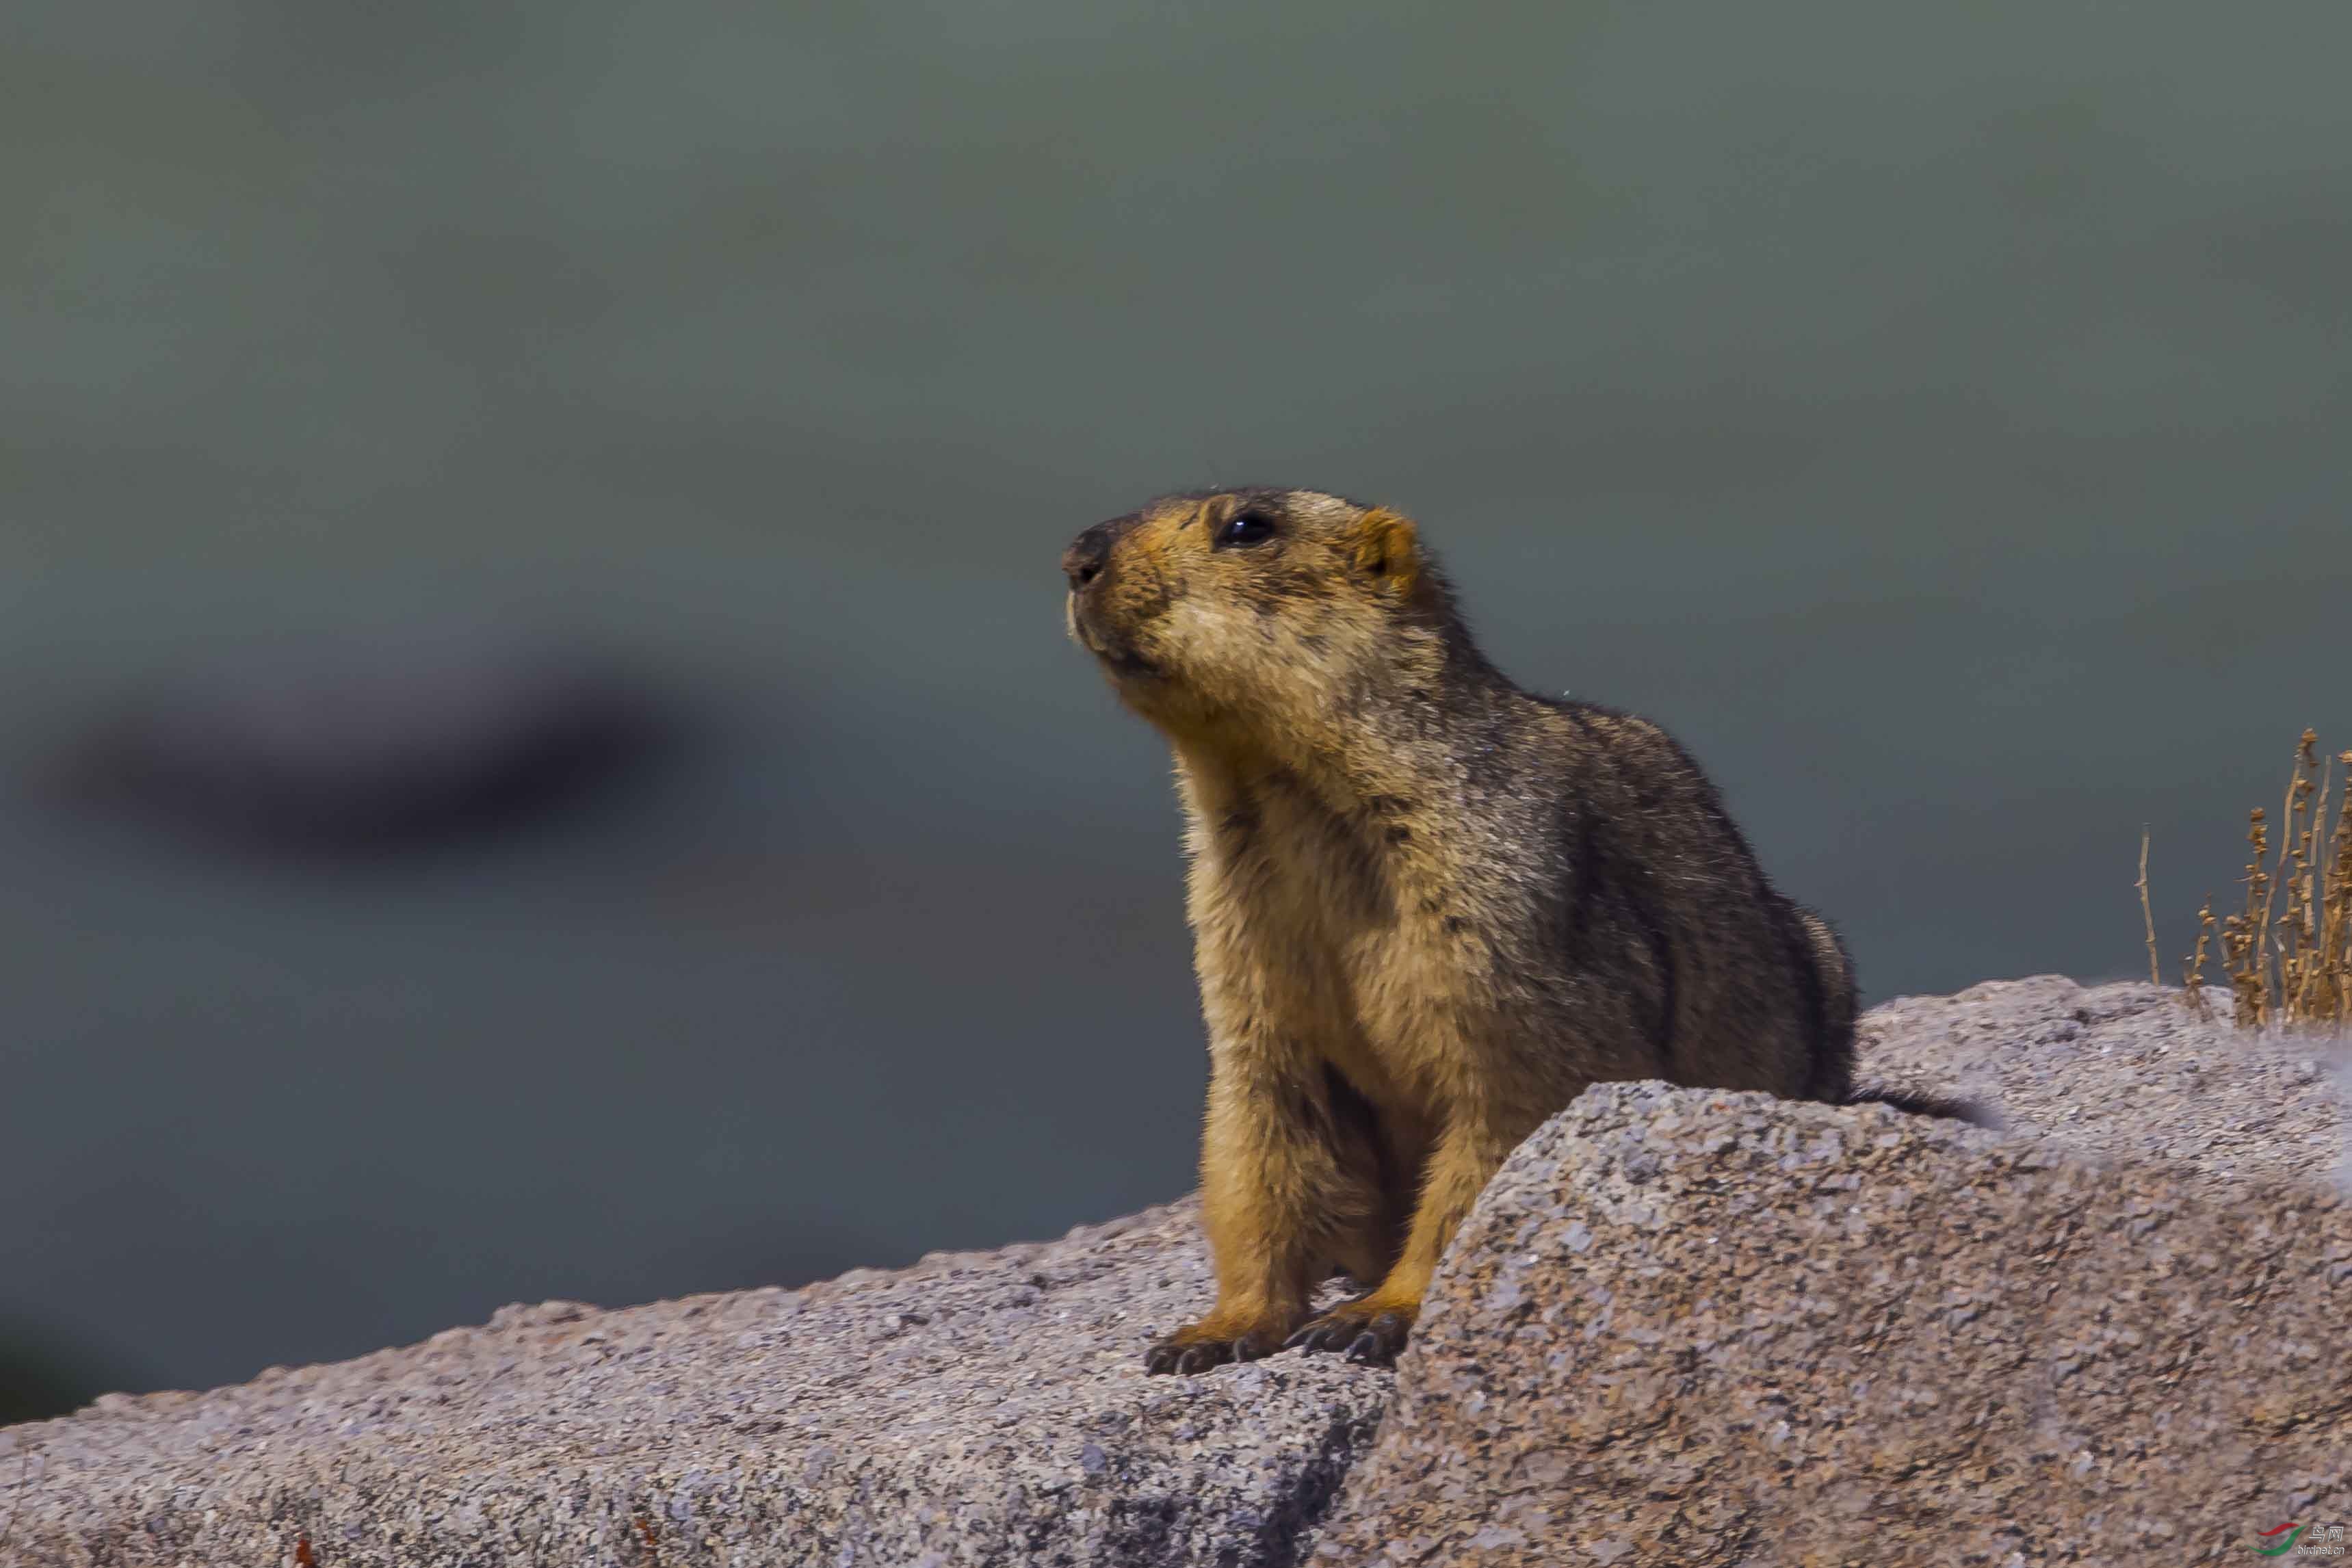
[1062,515,1136,592]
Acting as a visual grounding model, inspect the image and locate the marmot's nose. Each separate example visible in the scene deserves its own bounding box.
[1062,522,1121,590]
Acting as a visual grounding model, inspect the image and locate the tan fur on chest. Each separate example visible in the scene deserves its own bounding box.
[1177,751,1487,1121]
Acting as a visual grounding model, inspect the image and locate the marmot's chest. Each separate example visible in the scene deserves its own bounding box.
[1210,784,1489,1069]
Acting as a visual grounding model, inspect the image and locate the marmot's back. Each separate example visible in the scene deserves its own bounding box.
[1515,698,1855,1104]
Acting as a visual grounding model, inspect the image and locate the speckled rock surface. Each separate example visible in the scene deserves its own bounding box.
[5,978,2345,1567]
[1856,976,2347,1191]
[0,1203,1389,1568]
[1311,1079,2352,1567]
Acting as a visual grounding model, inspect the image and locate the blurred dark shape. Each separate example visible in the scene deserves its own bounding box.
[0,1317,151,1425]
[47,632,689,862]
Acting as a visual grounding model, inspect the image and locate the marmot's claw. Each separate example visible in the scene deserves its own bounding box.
[1282,1320,1346,1354]
[1286,1306,1413,1363]
[1144,1329,1282,1375]
[1344,1314,1411,1365]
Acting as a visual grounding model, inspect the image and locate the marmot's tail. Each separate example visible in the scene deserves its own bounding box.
[1799,907,1999,1126]
[1847,1086,1999,1126]
[1794,906,1859,1103]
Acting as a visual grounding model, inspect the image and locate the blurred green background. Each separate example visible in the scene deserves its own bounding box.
[4,0,2347,1416]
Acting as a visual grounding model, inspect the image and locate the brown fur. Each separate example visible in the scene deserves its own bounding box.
[1062,488,1857,1372]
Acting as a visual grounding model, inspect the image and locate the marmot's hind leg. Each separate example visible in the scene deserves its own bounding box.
[1319,1067,1413,1289]
[1290,1110,1520,1366]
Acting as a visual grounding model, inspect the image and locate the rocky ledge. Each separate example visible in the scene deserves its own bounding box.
[3,978,2347,1567]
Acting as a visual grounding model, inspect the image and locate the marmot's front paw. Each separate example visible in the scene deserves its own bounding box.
[1285,1298,1415,1365]
[1142,1318,1290,1375]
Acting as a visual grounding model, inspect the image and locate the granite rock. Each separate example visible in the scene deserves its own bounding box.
[1855,975,2347,1192]
[0,1205,1389,1567]
[5,978,2345,1566]
[1311,1078,2351,1565]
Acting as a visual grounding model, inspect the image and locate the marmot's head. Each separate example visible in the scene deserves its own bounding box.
[1061,488,1449,738]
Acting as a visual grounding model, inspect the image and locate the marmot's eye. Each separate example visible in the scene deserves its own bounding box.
[1214,509,1277,549]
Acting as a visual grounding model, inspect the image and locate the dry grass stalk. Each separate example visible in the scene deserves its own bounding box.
[2321,750,2352,1023]
[2181,729,2350,1033]
[2137,826,2161,986]
[2279,740,2306,997]
[2182,894,2214,1020]
[2279,737,2322,1016]
[2224,807,2270,1027]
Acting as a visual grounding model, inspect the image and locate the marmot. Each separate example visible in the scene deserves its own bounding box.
[1062,488,1858,1373]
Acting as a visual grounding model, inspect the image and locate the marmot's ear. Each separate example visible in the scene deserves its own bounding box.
[1350,508,1422,597]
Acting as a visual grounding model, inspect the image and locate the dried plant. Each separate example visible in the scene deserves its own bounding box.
[2223,805,2271,1026]
[2182,894,2215,1019]
[2321,748,2352,1023]
[2162,730,2349,1033]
